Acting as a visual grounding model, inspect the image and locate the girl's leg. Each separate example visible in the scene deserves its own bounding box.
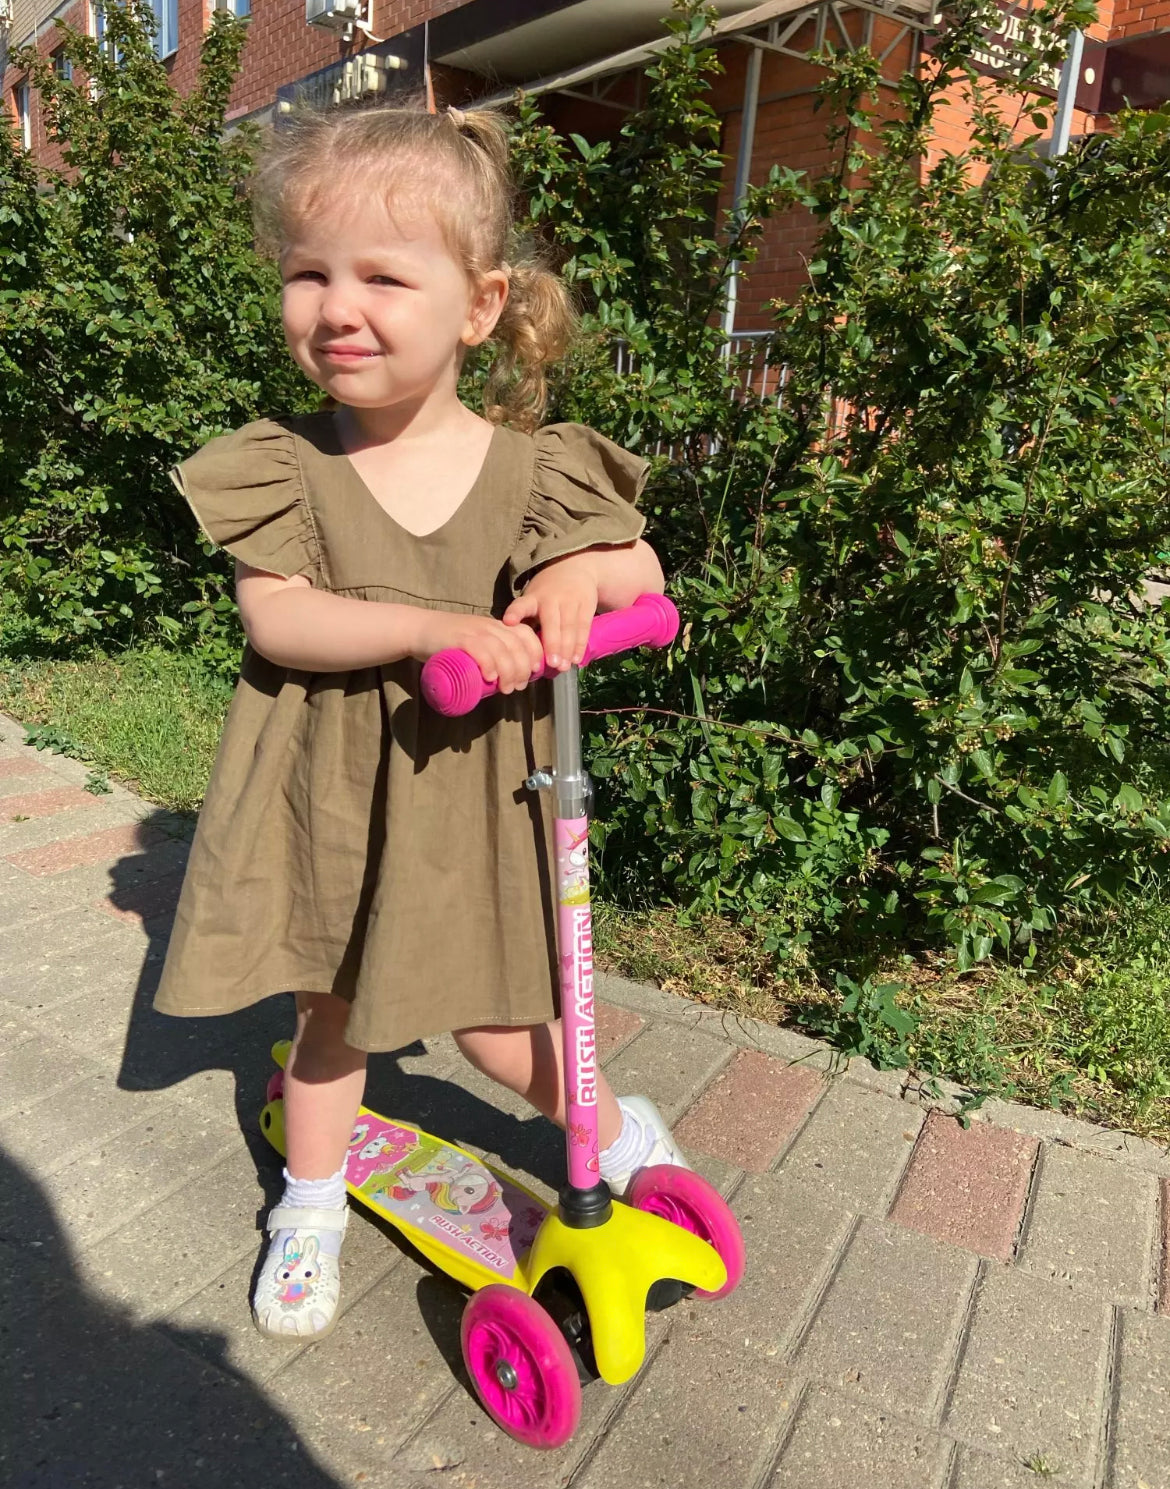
[283,991,368,1177]
[453,1020,622,1147]
[254,992,365,1340]
[453,1019,691,1197]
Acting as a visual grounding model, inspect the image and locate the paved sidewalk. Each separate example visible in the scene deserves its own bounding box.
[1,708,1167,1489]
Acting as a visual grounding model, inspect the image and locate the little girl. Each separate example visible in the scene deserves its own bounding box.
[155,102,690,1339]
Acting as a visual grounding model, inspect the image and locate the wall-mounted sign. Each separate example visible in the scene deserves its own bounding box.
[923,6,1105,112]
[1101,32,1170,112]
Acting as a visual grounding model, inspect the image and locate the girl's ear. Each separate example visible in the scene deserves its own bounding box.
[463,269,509,348]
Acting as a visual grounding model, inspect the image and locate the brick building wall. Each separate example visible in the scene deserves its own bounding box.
[5,0,1170,323]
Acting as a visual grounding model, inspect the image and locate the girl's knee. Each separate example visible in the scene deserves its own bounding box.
[453,1020,560,1080]
[291,993,364,1078]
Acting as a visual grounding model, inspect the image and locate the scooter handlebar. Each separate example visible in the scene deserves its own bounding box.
[420,592,679,717]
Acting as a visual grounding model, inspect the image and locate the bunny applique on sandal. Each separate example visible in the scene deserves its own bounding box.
[252,1203,348,1339]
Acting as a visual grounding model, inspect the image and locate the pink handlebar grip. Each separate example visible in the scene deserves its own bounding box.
[421,592,680,717]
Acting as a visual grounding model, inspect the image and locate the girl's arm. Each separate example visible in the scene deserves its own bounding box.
[236,564,544,689]
[502,539,665,669]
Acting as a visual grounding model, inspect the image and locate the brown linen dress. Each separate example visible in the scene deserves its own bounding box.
[153,412,648,1051]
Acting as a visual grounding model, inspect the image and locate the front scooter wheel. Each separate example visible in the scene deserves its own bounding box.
[627,1166,746,1300]
[461,1285,582,1450]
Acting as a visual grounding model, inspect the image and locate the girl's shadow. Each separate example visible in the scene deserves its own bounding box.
[0,1148,347,1488]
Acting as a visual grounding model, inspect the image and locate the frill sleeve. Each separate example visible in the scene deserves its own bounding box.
[170,419,322,583]
[508,423,649,596]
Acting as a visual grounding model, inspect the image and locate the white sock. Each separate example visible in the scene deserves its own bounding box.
[270,1165,347,1258]
[599,1099,652,1180]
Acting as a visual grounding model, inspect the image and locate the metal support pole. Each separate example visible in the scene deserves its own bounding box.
[722,42,763,348]
[1050,29,1084,157]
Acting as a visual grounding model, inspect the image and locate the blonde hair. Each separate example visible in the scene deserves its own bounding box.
[251,100,576,432]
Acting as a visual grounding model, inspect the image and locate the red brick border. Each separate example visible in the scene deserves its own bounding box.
[2,788,96,822]
[4,821,168,876]
[673,1048,825,1174]
[888,1110,1038,1262]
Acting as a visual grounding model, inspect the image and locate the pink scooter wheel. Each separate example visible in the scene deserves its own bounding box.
[266,1070,284,1103]
[461,1285,582,1450]
[627,1165,746,1301]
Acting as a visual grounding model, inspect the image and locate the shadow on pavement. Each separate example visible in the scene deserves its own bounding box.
[0,1148,346,1489]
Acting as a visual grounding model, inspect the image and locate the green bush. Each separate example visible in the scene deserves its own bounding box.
[509,0,1170,968]
[5,0,1170,974]
[0,3,311,653]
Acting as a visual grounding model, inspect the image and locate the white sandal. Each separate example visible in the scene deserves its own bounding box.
[252,1204,348,1340]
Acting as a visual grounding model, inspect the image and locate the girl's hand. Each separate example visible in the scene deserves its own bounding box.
[415,610,545,694]
[503,557,600,672]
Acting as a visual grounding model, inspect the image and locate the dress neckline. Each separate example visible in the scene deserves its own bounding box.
[319,413,502,542]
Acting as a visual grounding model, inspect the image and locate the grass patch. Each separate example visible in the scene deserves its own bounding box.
[595,902,1170,1147]
[2,630,1168,1147]
[0,644,230,813]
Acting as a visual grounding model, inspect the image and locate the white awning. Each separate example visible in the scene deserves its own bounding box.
[466,0,934,106]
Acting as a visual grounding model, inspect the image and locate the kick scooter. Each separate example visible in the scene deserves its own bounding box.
[259,593,745,1449]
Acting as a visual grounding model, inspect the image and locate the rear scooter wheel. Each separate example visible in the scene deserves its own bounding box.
[266,1070,285,1103]
[461,1286,582,1450]
[627,1165,746,1301]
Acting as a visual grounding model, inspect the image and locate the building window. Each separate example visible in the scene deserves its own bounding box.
[15,82,32,150]
[89,2,175,63]
[151,0,179,58]
[90,2,114,59]
[53,50,74,82]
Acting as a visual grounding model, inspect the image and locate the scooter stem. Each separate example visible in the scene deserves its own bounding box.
[552,668,612,1228]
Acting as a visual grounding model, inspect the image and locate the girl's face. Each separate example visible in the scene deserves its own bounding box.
[279,192,505,414]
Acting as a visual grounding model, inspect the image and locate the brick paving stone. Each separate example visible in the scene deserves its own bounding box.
[0,1034,106,1121]
[0,775,61,809]
[889,1110,1038,1262]
[0,801,145,859]
[601,1018,733,1127]
[4,819,169,876]
[0,787,101,823]
[574,1328,795,1489]
[943,1265,1110,1478]
[597,1001,645,1063]
[97,866,186,930]
[268,1261,467,1476]
[0,1106,240,1257]
[49,952,166,1049]
[0,1001,34,1048]
[673,1048,825,1173]
[1108,1308,1170,1489]
[1161,1180,1169,1315]
[684,1170,853,1355]
[0,901,137,980]
[3,930,158,1016]
[796,1217,979,1421]
[769,1389,951,1489]
[0,1069,175,1178]
[0,865,78,932]
[778,1078,922,1215]
[686,1147,742,1196]
[0,756,54,780]
[76,1146,263,1319]
[948,1447,1079,1487]
[23,834,192,910]
[395,1313,670,1489]
[1018,1146,1158,1308]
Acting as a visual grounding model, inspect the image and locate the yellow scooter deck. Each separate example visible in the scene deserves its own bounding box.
[260,1045,548,1295]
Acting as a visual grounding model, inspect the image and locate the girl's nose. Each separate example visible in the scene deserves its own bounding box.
[318,284,363,331]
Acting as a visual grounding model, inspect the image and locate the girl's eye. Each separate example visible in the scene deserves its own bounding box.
[370,276,403,286]
[286,270,324,284]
